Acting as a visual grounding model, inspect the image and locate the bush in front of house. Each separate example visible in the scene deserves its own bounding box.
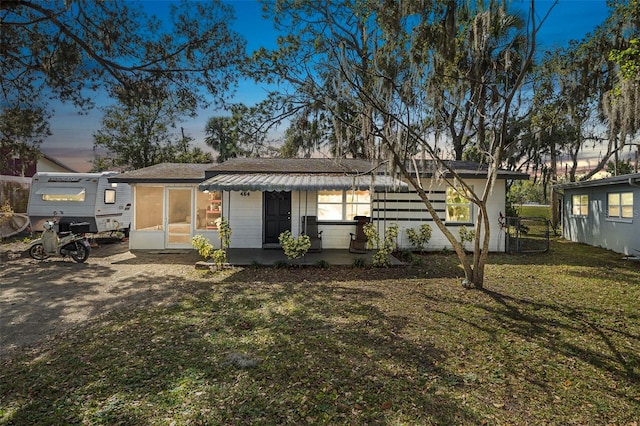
[278,230,311,261]
[366,223,399,268]
[458,225,476,252]
[192,234,214,260]
[192,218,232,269]
[215,217,232,249]
[362,222,379,250]
[406,223,432,253]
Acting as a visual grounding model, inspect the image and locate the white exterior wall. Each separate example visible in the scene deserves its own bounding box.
[217,179,507,251]
[225,190,263,248]
[129,224,164,250]
[126,178,508,252]
[372,178,506,253]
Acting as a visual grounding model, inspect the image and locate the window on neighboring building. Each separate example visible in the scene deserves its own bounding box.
[608,192,634,219]
[317,189,371,221]
[104,189,116,204]
[571,194,588,216]
[446,187,472,223]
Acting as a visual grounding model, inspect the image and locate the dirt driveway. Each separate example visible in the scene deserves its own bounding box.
[0,239,203,361]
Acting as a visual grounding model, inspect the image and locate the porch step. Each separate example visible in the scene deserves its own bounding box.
[261,243,282,249]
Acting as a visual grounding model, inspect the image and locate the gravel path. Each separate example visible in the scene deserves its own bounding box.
[0,239,203,360]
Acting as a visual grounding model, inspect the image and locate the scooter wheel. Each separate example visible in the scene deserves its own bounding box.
[70,243,90,263]
[28,244,49,260]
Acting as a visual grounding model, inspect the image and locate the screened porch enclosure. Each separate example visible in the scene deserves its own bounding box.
[131,185,222,249]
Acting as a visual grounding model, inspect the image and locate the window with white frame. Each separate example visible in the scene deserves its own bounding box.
[608,192,634,219]
[446,187,472,223]
[317,189,371,221]
[104,189,116,204]
[571,194,588,216]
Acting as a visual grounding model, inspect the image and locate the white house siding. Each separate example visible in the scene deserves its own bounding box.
[125,178,508,253]
[372,178,506,252]
[225,190,263,248]
[562,183,639,255]
[219,179,507,252]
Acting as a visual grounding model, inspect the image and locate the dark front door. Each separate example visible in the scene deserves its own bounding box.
[264,191,291,244]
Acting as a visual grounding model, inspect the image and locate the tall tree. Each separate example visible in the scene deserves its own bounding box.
[531,0,640,181]
[1,0,245,159]
[204,102,279,162]
[0,107,50,175]
[602,0,640,174]
[279,106,330,158]
[93,85,211,170]
[204,116,241,163]
[255,0,546,288]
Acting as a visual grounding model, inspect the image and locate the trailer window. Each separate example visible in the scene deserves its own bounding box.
[40,188,86,202]
[104,189,116,204]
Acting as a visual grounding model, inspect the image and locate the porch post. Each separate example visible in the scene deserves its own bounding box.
[304,190,309,234]
[297,190,302,234]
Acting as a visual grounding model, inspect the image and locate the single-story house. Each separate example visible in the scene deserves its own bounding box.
[109,158,528,252]
[555,173,639,255]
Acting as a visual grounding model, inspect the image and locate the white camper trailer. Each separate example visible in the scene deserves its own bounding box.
[28,172,132,235]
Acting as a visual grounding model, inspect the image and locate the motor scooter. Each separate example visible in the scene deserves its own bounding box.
[28,215,91,263]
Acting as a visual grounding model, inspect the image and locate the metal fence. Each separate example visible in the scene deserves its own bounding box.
[505,216,550,254]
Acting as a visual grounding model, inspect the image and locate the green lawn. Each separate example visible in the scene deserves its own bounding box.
[2,240,639,425]
[516,204,552,219]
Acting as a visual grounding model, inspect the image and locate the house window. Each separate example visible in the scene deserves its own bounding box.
[135,186,164,230]
[196,190,222,230]
[104,189,116,204]
[318,189,370,221]
[446,187,472,223]
[571,194,588,216]
[608,192,634,219]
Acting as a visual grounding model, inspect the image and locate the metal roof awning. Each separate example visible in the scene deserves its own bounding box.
[199,173,409,192]
[35,187,86,196]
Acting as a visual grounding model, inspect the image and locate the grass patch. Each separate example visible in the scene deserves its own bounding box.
[517,204,551,219]
[1,239,639,424]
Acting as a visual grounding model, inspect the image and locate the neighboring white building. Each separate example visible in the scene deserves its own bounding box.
[110,158,528,252]
[555,173,640,255]
[1,153,77,213]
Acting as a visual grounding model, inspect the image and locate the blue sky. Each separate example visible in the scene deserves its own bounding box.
[42,0,610,172]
